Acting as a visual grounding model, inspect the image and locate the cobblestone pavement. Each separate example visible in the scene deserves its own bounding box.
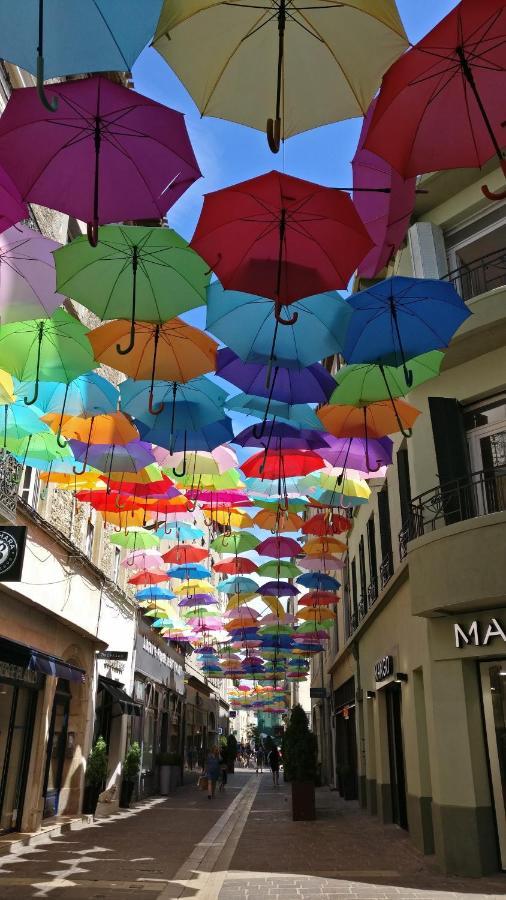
[0,770,504,900]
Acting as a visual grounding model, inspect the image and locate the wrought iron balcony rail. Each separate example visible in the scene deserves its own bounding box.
[379,552,393,588]
[445,246,506,302]
[400,467,505,551]
[0,449,22,523]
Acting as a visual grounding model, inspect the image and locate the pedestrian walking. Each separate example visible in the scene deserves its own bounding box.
[205,747,221,799]
[219,746,228,791]
[255,745,264,774]
[268,745,280,786]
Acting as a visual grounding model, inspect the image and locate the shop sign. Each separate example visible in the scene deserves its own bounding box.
[454,618,506,649]
[135,631,184,693]
[0,526,27,582]
[374,655,394,682]
[0,659,39,686]
[97,651,128,661]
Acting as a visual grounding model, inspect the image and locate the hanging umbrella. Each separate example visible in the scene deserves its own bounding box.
[109,528,159,551]
[120,376,227,449]
[154,2,407,150]
[252,495,308,512]
[241,449,325,480]
[0,166,27,234]
[0,401,49,446]
[256,536,302,559]
[75,491,144,514]
[330,352,445,407]
[168,564,211,580]
[216,348,335,404]
[43,412,138,450]
[364,0,506,200]
[317,400,420,466]
[18,372,118,434]
[0,224,64,323]
[213,558,258,576]
[253,509,303,534]
[353,98,417,278]
[0,1,163,110]
[218,577,259,596]
[302,513,351,537]
[0,371,14,404]
[178,470,244,492]
[0,308,95,406]
[157,521,204,542]
[298,590,337,607]
[315,435,393,473]
[203,508,254,530]
[207,283,351,369]
[257,561,301,579]
[128,570,169,586]
[70,440,155,477]
[88,319,217,415]
[135,586,175,602]
[55,226,209,354]
[163,545,208,565]
[192,172,372,320]
[343,278,469,389]
[210,532,259,555]
[226,394,323,432]
[299,555,344,572]
[7,430,74,466]
[296,572,341,592]
[161,447,238,477]
[151,419,234,460]
[234,423,328,453]
[0,76,201,245]
[304,535,347,556]
[121,550,165,571]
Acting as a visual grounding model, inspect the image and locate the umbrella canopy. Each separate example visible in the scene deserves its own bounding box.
[135,586,175,602]
[213,558,258,576]
[241,449,325,480]
[0,371,15,404]
[154,2,407,147]
[110,529,159,550]
[151,419,234,456]
[364,0,506,199]
[343,277,470,388]
[0,224,64,323]
[210,532,259,555]
[43,412,138,446]
[216,349,335,405]
[191,171,372,314]
[296,572,341,592]
[122,550,165,571]
[21,372,118,421]
[299,555,344,572]
[0,402,49,443]
[163,545,208,565]
[168,564,211,580]
[0,76,200,242]
[158,521,204,542]
[303,535,347,556]
[218,577,259,596]
[120,377,227,441]
[315,435,393,472]
[70,440,155,475]
[234,424,327,453]
[257,561,302,579]
[0,308,96,406]
[302,513,351,537]
[0,166,27,234]
[318,400,420,444]
[207,283,351,368]
[253,509,303,534]
[128,570,169,586]
[256,536,302,559]
[55,226,209,353]
[353,98,417,278]
[162,447,238,476]
[330,352,445,406]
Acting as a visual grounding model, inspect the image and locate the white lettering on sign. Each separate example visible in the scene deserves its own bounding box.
[142,636,183,677]
[454,618,506,648]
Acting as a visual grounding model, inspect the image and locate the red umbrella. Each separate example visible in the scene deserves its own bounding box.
[101,475,176,498]
[364,0,506,201]
[298,590,339,607]
[353,99,416,278]
[241,449,325,480]
[75,490,143,513]
[128,570,169,586]
[163,545,208,565]
[190,171,372,323]
[302,513,351,537]
[213,558,258,576]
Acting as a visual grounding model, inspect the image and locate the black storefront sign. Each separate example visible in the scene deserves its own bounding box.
[97,651,129,661]
[374,655,394,682]
[0,526,27,582]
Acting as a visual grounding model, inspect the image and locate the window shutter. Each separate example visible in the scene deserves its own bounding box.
[429,396,471,524]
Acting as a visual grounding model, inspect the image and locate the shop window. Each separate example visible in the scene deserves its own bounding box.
[42,679,71,819]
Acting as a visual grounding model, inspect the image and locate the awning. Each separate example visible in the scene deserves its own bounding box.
[0,636,86,683]
[98,675,142,717]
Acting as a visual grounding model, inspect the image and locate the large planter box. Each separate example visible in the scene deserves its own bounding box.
[82,784,101,816]
[291,781,315,821]
[119,779,135,809]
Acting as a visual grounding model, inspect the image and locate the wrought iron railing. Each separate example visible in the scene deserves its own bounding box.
[367,579,378,607]
[379,552,393,588]
[401,467,505,548]
[358,590,367,620]
[445,246,506,302]
[0,449,22,523]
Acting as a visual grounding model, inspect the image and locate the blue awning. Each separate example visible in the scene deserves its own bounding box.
[0,636,85,683]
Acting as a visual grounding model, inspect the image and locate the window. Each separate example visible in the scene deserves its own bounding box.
[358,536,367,606]
[351,559,358,624]
[19,466,39,508]
[445,208,506,301]
[397,446,412,526]
[378,487,393,584]
[366,516,377,594]
[113,547,121,583]
[85,520,94,558]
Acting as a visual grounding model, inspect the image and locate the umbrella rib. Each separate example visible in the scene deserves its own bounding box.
[91,0,132,70]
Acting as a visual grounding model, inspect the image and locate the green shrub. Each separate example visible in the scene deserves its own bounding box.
[281,705,317,783]
[123,742,141,780]
[86,736,108,787]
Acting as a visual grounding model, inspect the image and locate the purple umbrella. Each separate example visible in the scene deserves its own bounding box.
[0,167,26,235]
[0,224,65,323]
[0,76,201,246]
[316,435,393,472]
[216,348,335,404]
[178,596,218,606]
[257,536,302,559]
[353,99,416,279]
[261,581,300,598]
[234,423,329,451]
[69,439,155,476]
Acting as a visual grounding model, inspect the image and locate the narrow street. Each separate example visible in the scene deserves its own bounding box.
[0,771,504,900]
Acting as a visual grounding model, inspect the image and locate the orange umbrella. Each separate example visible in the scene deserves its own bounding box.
[98,508,146,530]
[317,399,420,439]
[302,513,351,536]
[40,471,100,490]
[87,318,218,383]
[304,536,347,555]
[253,508,303,533]
[298,590,339,607]
[43,411,138,445]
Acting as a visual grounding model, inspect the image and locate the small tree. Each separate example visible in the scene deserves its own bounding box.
[282,705,317,783]
[85,736,108,787]
[123,742,141,781]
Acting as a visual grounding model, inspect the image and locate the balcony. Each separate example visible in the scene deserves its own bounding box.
[445,246,506,302]
[408,467,505,539]
[379,552,394,588]
[0,449,22,524]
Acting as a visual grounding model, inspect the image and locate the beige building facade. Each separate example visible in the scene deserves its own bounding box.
[313,161,506,877]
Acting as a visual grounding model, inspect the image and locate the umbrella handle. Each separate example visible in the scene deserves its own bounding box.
[36,57,58,112]
[267,117,281,154]
[87,221,99,248]
[116,323,135,356]
[275,305,298,326]
[149,391,164,416]
[482,160,506,201]
[24,323,44,406]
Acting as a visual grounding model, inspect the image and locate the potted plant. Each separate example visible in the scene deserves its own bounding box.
[83,736,108,815]
[282,705,317,821]
[119,741,141,808]
[157,751,182,794]
[226,733,238,774]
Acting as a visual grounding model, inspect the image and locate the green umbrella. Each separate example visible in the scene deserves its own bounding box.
[6,431,74,464]
[252,497,308,512]
[0,309,96,406]
[210,531,259,555]
[329,351,444,406]
[257,561,301,579]
[54,225,210,356]
[109,528,160,551]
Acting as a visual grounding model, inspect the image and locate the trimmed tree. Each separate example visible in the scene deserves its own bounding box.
[281,705,318,820]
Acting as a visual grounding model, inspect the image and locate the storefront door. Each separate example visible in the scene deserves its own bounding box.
[480,662,506,869]
[42,679,71,818]
[0,682,37,833]
[385,683,408,829]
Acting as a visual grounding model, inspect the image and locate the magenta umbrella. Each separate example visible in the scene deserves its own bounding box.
[0,167,26,235]
[0,76,201,246]
[353,99,416,279]
[256,536,302,559]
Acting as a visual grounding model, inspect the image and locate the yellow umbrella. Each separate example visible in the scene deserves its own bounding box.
[153,1,408,149]
[39,470,101,490]
[260,595,285,618]
[225,593,257,610]
[206,508,254,529]
[173,580,217,595]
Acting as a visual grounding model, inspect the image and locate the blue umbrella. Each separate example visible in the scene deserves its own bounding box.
[0,401,49,444]
[143,419,234,474]
[0,1,163,111]
[135,586,176,602]
[296,573,341,591]
[218,577,259,595]
[343,276,470,387]
[156,521,204,542]
[168,564,211,580]
[206,282,351,369]
[225,393,323,431]
[120,376,227,431]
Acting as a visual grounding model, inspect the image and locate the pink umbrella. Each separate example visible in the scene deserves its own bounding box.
[0,76,201,246]
[121,550,165,570]
[0,167,26,234]
[256,536,302,558]
[299,555,345,572]
[0,224,65,323]
[261,613,298,626]
[353,99,416,279]
[186,490,253,505]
